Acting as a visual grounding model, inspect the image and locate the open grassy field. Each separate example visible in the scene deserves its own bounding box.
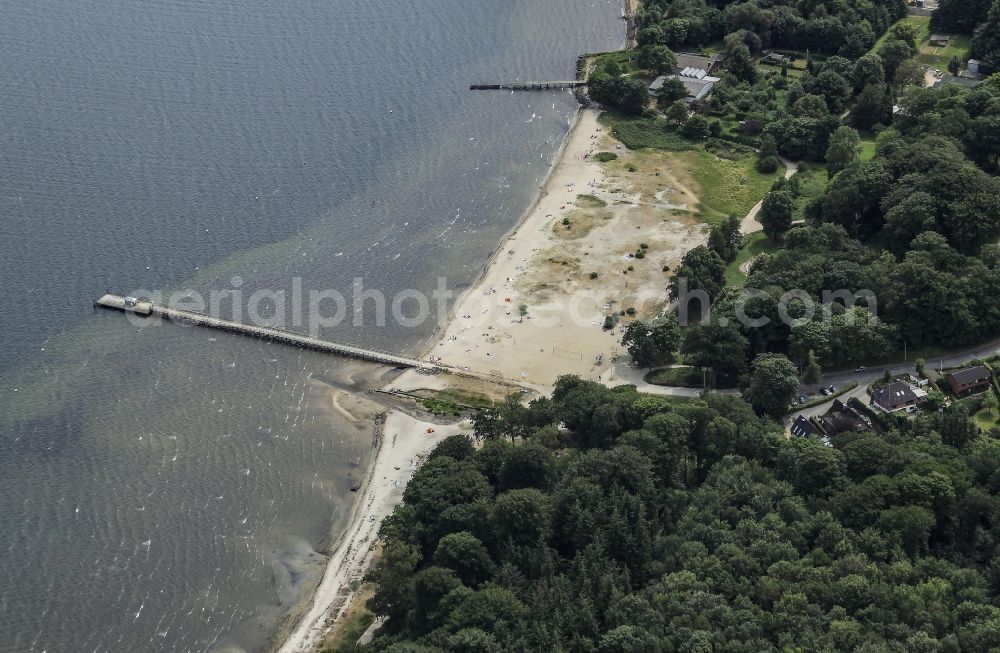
[724,232,779,286]
[874,15,931,52]
[860,137,877,161]
[918,34,972,70]
[600,113,784,225]
[679,147,784,223]
[974,406,999,431]
[791,164,830,217]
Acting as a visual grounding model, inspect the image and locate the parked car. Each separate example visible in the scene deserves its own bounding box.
[828,385,837,393]
[854,366,866,373]
[820,387,831,396]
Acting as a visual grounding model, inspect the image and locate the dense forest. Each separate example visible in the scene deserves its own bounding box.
[348,379,1000,652]
[635,0,908,56]
[596,0,1000,383]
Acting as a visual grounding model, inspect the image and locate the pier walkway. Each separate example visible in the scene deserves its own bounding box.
[470,81,585,91]
[95,294,434,370]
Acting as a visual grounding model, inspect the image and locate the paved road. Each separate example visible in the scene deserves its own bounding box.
[786,335,1000,429]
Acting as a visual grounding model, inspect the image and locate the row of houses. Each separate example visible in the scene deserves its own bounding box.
[792,364,995,443]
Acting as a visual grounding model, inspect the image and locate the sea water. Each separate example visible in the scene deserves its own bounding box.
[0,1,624,650]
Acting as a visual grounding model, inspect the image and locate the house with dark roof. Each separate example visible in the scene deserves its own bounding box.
[945,365,992,396]
[819,399,872,435]
[929,34,952,47]
[649,73,719,102]
[933,74,983,89]
[873,381,922,413]
[674,53,724,76]
[761,52,791,66]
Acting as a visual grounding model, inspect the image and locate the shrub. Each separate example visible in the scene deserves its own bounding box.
[757,155,780,173]
[593,151,618,162]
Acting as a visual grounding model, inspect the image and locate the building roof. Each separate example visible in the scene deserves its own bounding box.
[930,34,952,42]
[675,75,719,101]
[676,52,725,73]
[874,382,919,410]
[648,75,667,91]
[946,365,991,386]
[934,74,983,89]
[819,399,871,435]
[679,67,708,79]
[791,415,819,438]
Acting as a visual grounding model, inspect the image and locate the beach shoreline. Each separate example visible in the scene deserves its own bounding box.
[273,5,638,650]
[275,408,469,653]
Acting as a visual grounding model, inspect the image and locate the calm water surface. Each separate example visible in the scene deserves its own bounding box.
[0,1,623,651]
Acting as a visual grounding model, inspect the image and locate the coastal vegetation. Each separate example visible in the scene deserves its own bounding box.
[349,378,1000,652]
[582,0,1000,384]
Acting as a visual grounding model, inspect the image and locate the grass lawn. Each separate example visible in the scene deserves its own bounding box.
[791,164,829,217]
[724,232,779,286]
[873,15,930,52]
[599,112,783,225]
[918,34,972,70]
[973,407,999,431]
[860,138,877,161]
[677,148,784,223]
[645,366,738,389]
[608,118,698,151]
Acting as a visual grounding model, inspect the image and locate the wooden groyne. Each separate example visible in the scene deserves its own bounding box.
[470,81,585,91]
[95,294,435,371]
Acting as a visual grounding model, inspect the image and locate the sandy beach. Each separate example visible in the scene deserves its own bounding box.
[390,107,704,392]
[277,410,471,653]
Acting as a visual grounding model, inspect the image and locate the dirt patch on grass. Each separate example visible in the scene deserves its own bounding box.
[552,208,614,239]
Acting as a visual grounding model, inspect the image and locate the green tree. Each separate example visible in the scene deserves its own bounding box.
[825,126,862,177]
[983,391,999,418]
[792,94,831,119]
[621,318,681,369]
[948,55,962,76]
[744,354,800,417]
[877,38,916,81]
[707,214,742,262]
[668,245,726,300]
[588,74,651,115]
[851,83,891,130]
[655,76,688,106]
[433,532,497,587]
[637,44,677,76]
[664,99,689,123]
[759,190,795,240]
[972,0,1000,74]
[803,349,822,385]
[813,70,853,113]
[853,54,886,91]
[498,441,556,491]
[490,488,551,545]
[680,114,711,140]
[430,434,476,461]
[879,505,935,556]
[892,58,925,93]
[727,44,758,84]
[680,321,749,383]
